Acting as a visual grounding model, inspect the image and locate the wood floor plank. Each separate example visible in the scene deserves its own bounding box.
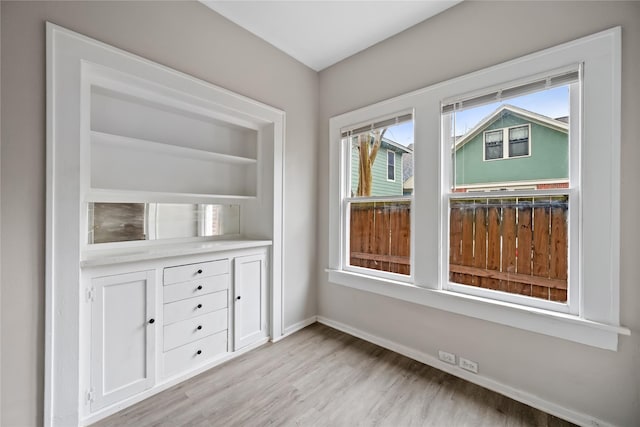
[92,323,576,427]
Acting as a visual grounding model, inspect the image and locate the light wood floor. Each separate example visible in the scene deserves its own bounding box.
[94,323,576,427]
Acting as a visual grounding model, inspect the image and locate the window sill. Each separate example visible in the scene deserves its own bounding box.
[326,269,630,351]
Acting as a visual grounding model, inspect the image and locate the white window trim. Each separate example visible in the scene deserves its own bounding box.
[507,124,531,158]
[386,149,396,181]
[328,27,628,351]
[482,124,532,161]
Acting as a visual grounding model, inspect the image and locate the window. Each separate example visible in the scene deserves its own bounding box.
[329,28,625,349]
[484,125,531,160]
[387,150,396,181]
[343,114,413,278]
[447,80,574,311]
[509,125,529,157]
[484,130,503,160]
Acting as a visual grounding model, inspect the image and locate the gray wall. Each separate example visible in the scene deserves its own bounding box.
[317,2,639,427]
[0,1,318,425]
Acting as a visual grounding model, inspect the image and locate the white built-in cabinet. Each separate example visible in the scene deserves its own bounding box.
[82,246,269,419]
[234,254,268,350]
[89,271,156,412]
[47,24,284,427]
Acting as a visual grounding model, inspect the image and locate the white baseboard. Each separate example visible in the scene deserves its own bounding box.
[277,315,318,341]
[316,316,615,427]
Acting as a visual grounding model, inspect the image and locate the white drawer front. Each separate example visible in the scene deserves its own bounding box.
[163,274,229,304]
[164,259,228,285]
[164,290,227,325]
[163,331,227,378]
[163,309,228,351]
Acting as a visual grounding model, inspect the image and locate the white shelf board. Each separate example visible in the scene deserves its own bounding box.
[86,188,256,204]
[91,130,257,165]
[81,239,273,267]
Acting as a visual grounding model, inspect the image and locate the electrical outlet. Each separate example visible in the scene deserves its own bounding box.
[438,350,456,365]
[459,357,478,374]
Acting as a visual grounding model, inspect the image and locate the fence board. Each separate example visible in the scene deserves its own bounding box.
[472,206,487,288]
[350,206,364,269]
[485,206,501,290]
[532,205,551,300]
[502,206,517,293]
[516,206,533,296]
[397,205,411,275]
[549,206,568,302]
[450,207,463,283]
[460,208,475,285]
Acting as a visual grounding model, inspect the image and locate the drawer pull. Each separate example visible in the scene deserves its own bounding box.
[196,350,202,355]
[148,318,155,324]
[236,295,241,300]
[196,285,203,291]
[197,269,203,274]
[197,304,203,309]
[196,325,203,330]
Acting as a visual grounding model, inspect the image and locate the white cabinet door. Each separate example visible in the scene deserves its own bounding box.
[90,270,156,411]
[233,254,267,350]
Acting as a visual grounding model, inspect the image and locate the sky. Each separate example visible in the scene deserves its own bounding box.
[382,85,570,146]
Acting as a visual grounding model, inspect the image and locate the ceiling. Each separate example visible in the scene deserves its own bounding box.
[201,1,463,71]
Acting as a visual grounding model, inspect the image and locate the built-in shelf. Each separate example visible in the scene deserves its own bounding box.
[91,131,257,165]
[86,188,256,204]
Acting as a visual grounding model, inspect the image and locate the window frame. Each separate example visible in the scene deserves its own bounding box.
[327,27,627,350]
[483,129,505,161]
[339,113,415,283]
[448,87,575,314]
[386,149,396,181]
[508,124,530,158]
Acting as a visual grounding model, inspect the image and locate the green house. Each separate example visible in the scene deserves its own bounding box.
[454,105,568,191]
[351,137,412,197]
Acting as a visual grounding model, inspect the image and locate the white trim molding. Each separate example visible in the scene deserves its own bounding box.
[46,23,286,426]
[328,27,626,351]
[316,316,619,427]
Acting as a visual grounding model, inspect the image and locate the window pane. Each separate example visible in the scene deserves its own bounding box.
[485,130,503,160]
[349,121,413,197]
[449,196,568,302]
[349,200,410,275]
[509,125,529,157]
[453,85,569,192]
[387,150,395,180]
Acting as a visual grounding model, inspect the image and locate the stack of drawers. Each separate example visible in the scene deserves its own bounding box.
[162,259,229,377]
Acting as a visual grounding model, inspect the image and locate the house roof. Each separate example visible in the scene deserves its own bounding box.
[381,137,413,154]
[403,175,414,191]
[454,104,569,151]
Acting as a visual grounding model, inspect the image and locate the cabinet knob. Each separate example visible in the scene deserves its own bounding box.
[196,285,203,290]
[148,319,155,324]
[236,296,241,300]
[196,350,202,355]
[197,325,202,330]
[197,269,203,274]
[197,304,202,309]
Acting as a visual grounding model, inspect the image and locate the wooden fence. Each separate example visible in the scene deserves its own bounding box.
[349,197,568,302]
[349,201,411,275]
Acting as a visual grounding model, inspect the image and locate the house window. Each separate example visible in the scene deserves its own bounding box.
[329,28,623,349]
[509,125,529,157]
[484,130,503,160]
[343,113,413,277]
[483,125,530,161]
[387,150,396,181]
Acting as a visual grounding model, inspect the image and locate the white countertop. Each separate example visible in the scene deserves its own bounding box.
[81,239,272,267]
